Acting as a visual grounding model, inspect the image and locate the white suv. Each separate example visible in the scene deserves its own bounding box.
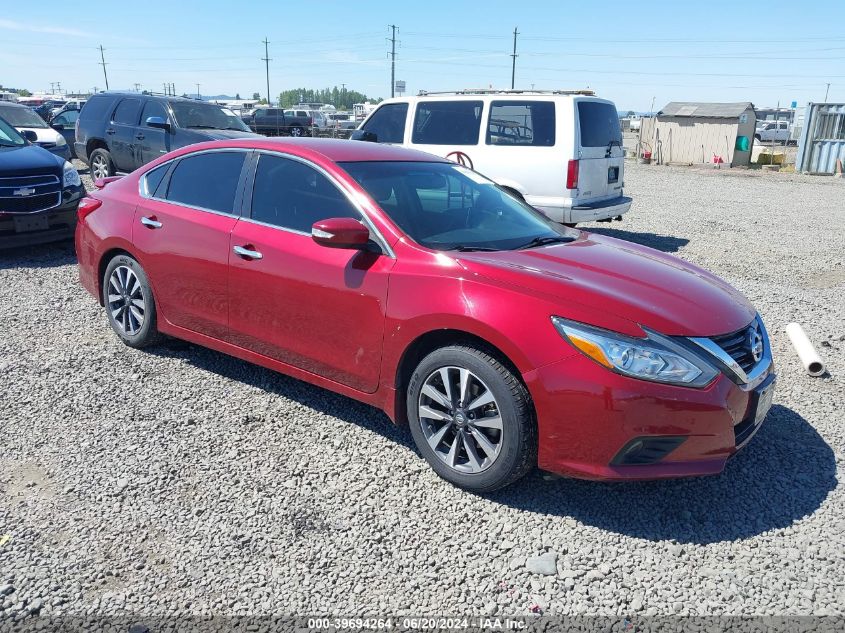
[352,90,631,224]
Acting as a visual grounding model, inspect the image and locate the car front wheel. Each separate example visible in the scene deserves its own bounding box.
[407,345,536,492]
[102,254,161,348]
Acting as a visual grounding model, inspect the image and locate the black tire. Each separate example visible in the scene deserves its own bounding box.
[89,148,115,180]
[290,126,304,138]
[102,254,162,348]
[754,134,761,141]
[406,345,536,492]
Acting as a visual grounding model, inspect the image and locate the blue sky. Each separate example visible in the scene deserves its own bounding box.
[1,0,843,111]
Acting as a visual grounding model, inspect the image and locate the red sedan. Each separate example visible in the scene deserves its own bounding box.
[76,138,775,491]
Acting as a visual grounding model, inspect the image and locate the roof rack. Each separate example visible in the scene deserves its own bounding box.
[416,88,596,96]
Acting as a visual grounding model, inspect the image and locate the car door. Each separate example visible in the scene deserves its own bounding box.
[108,97,142,172]
[50,110,78,153]
[137,100,172,166]
[132,150,249,340]
[574,99,624,204]
[227,152,394,393]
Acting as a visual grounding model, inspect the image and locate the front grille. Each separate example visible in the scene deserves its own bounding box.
[0,174,62,214]
[711,321,761,373]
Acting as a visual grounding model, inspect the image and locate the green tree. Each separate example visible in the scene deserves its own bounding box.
[17,89,32,97]
[252,92,261,100]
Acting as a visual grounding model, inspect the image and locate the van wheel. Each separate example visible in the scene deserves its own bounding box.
[90,148,115,180]
[406,345,536,492]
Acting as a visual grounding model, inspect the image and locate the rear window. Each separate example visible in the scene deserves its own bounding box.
[486,101,555,146]
[413,101,483,145]
[577,101,622,148]
[80,95,119,121]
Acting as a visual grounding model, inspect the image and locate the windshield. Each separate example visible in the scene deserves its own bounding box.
[0,116,26,147]
[0,105,48,128]
[340,161,569,251]
[168,101,250,131]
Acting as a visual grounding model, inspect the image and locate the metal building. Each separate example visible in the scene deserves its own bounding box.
[640,102,756,167]
[795,103,845,174]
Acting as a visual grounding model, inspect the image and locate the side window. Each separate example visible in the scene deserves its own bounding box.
[112,98,141,125]
[251,154,362,233]
[142,163,169,198]
[79,95,117,121]
[361,103,408,143]
[165,152,245,213]
[54,111,79,126]
[412,100,483,145]
[141,100,169,126]
[487,101,555,146]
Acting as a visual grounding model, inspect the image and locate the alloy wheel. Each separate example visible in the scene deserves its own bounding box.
[92,154,109,179]
[107,266,146,335]
[417,366,504,474]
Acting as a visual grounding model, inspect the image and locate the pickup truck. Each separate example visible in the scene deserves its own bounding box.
[242,108,312,137]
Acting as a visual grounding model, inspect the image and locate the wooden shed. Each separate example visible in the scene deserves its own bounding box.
[641,102,756,167]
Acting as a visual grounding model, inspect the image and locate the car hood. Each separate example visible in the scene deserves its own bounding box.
[185,128,262,141]
[0,144,62,176]
[455,231,755,337]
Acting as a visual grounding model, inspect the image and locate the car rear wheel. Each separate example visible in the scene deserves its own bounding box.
[102,254,161,348]
[290,126,304,138]
[90,148,115,180]
[406,345,536,492]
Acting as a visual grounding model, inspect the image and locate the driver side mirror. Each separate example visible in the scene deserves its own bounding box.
[350,129,378,143]
[145,116,171,131]
[311,218,371,250]
[21,130,38,143]
[51,122,65,130]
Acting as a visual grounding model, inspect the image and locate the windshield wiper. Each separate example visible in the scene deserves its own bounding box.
[186,124,217,129]
[516,235,575,250]
[449,245,500,252]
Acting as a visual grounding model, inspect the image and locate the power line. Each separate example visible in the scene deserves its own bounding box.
[262,37,271,105]
[388,25,397,98]
[98,45,109,90]
[510,27,519,89]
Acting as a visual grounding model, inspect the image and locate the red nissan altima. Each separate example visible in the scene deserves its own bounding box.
[75,138,775,491]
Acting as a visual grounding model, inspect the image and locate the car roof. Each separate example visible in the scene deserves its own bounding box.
[170,137,451,164]
[0,102,29,110]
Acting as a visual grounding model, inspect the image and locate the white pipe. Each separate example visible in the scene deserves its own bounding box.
[785,323,826,377]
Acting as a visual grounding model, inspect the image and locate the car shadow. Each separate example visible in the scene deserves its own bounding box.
[0,241,77,269]
[148,340,413,450]
[140,343,838,545]
[490,404,837,544]
[586,227,690,253]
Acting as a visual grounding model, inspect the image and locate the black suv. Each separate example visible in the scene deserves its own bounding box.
[75,92,260,179]
[0,115,85,248]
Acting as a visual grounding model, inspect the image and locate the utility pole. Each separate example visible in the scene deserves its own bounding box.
[99,45,109,90]
[261,38,271,106]
[196,83,201,99]
[824,83,830,103]
[510,27,519,90]
[388,25,397,98]
[133,83,141,92]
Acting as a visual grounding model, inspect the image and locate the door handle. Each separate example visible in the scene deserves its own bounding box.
[140,216,162,229]
[106,128,115,135]
[135,133,145,140]
[233,245,263,260]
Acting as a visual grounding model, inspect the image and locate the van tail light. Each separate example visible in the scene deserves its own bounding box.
[566,159,579,190]
[77,196,102,221]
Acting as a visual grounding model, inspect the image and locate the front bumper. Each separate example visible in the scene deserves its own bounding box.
[0,184,84,249]
[524,351,775,480]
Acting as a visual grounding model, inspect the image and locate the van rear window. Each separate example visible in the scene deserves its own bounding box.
[578,101,622,148]
[413,101,483,145]
[487,101,555,146]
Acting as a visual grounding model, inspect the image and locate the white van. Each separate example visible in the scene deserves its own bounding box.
[352,90,631,224]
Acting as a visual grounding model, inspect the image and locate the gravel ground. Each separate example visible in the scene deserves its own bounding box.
[1,160,843,626]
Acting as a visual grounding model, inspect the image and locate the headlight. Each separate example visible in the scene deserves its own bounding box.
[551,316,718,388]
[55,135,67,147]
[62,161,81,187]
